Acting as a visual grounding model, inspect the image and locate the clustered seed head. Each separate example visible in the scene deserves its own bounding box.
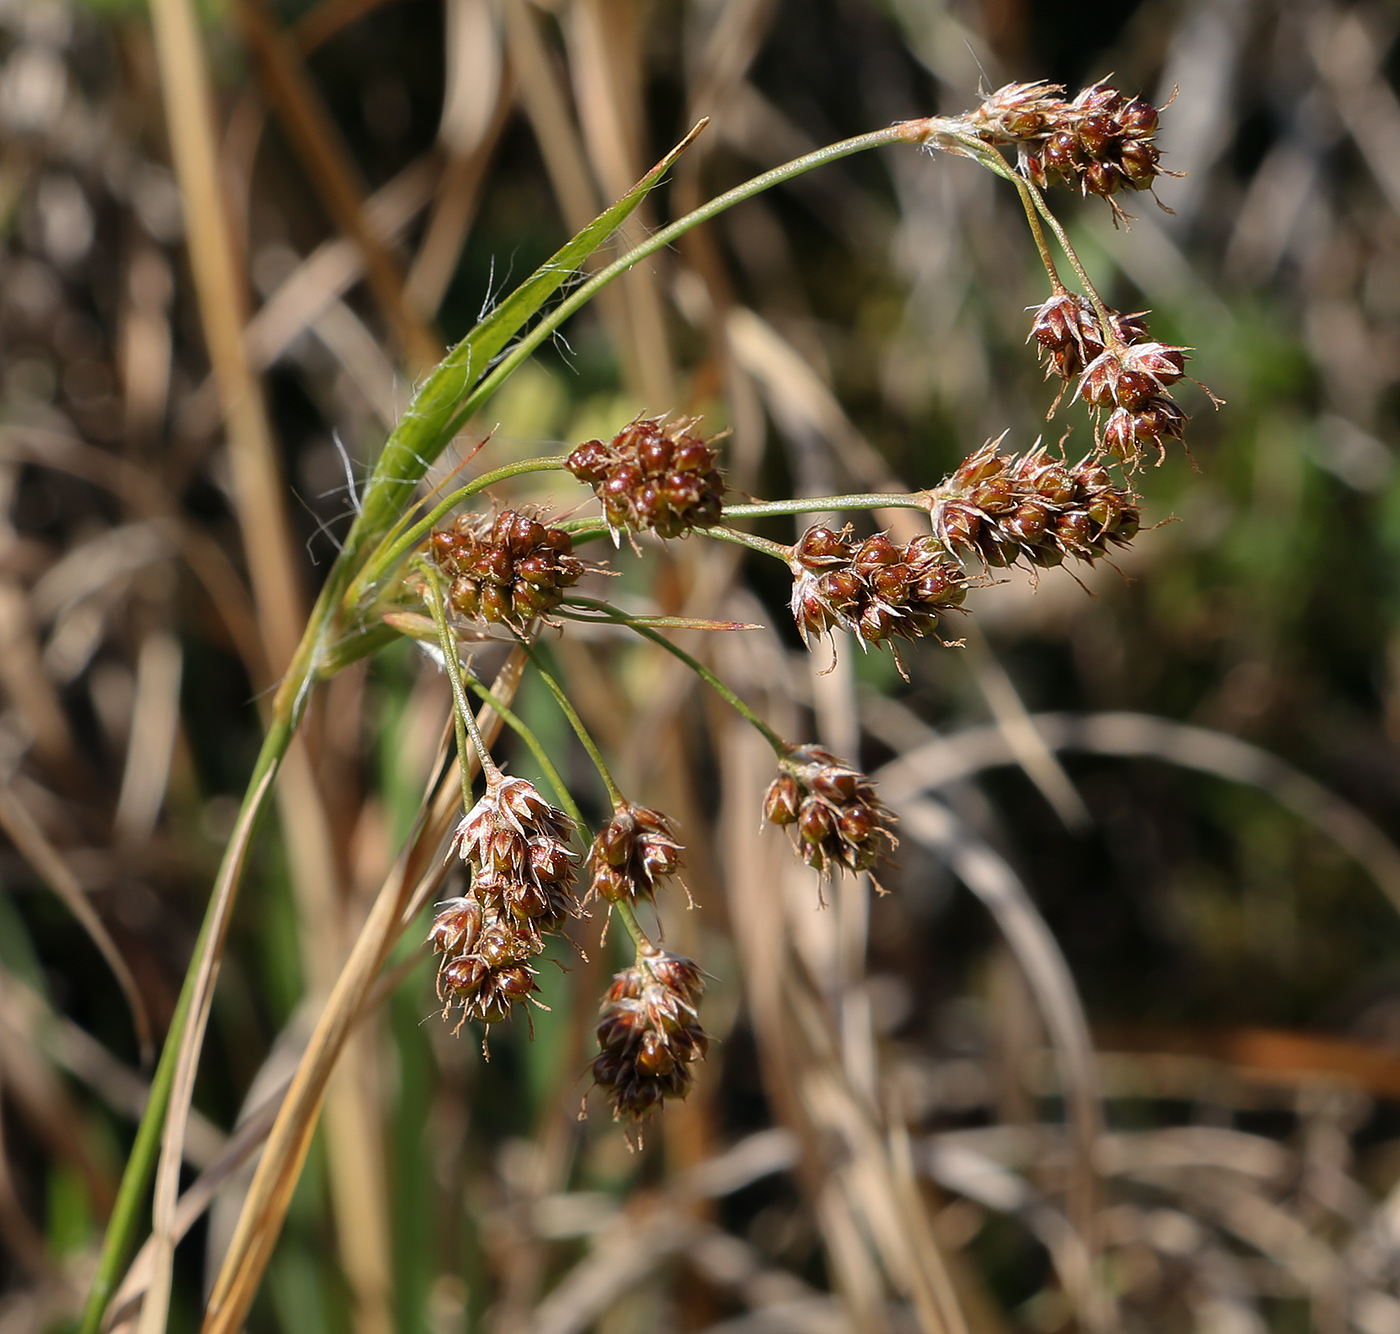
[789,525,966,655]
[764,745,895,879]
[429,510,584,630]
[430,774,579,1028]
[566,415,725,539]
[1030,292,1149,381]
[1028,293,1189,465]
[928,439,1140,569]
[592,949,709,1124]
[586,803,684,906]
[970,79,1167,203]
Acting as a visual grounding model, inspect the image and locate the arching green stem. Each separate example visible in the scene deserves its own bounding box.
[514,640,625,809]
[420,565,499,809]
[563,597,786,755]
[458,675,581,829]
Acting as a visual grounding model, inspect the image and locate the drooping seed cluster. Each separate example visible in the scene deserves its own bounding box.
[969,80,1166,205]
[586,804,685,906]
[593,949,709,1125]
[566,416,725,539]
[430,774,579,1028]
[1029,292,1189,466]
[764,745,895,879]
[429,510,584,630]
[928,439,1140,569]
[789,526,966,654]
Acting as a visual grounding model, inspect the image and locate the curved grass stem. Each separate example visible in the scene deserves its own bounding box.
[563,597,786,755]
[514,640,625,809]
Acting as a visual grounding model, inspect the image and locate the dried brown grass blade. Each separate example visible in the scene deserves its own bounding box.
[114,630,182,844]
[234,0,441,371]
[962,627,1091,833]
[0,782,152,1064]
[879,710,1400,920]
[404,0,511,318]
[894,796,1109,1332]
[202,649,528,1334]
[136,764,275,1334]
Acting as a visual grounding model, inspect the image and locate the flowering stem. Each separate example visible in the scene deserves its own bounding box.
[420,564,500,800]
[558,494,931,551]
[703,526,793,562]
[613,900,653,952]
[725,494,927,519]
[563,597,786,755]
[951,133,1117,335]
[457,675,582,829]
[445,121,942,446]
[514,640,626,809]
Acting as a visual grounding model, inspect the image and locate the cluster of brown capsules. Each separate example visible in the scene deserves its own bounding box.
[430,509,584,631]
[585,803,685,907]
[566,415,725,540]
[927,438,1141,570]
[593,950,709,1127]
[764,744,897,881]
[1029,292,1190,465]
[429,774,579,1030]
[788,525,967,665]
[969,79,1167,206]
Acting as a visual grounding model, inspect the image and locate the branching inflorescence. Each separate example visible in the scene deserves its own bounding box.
[406,76,1204,1133]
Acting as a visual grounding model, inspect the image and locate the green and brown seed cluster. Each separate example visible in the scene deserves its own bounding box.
[764,745,895,879]
[971,79,1166,203]
[430,774,579,1028]
[789,525,966,653]
[566,416,725,539]
[928,440,1140,569]
[429,510,584,630]
[586,803,684,906]
[593,950,709,1125]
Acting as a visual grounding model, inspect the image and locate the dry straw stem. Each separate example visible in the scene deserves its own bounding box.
[0,783,151,1065]
[136,764,275,1334]
[892,796,1108,1333]
[233,0,442,371]
[103,951,425,1330]
[201,649,528,1334]
[149,0,397,1327]
[875,710,1400,916]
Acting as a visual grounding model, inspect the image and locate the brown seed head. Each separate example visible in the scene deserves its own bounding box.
[586,803,685,906]
[430,509,583,630]
[765,744,896,881]
[567,415,725,539]
[929,440,1141,567]
[789,523,966,656]
[592,949,708,1125]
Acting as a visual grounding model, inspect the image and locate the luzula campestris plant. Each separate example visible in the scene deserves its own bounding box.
[90,76,1209,1334]
[411,77,1202,1130]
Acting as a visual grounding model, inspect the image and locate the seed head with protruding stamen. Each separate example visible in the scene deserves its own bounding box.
[586,804,686,906]
[788,524,967,664]
[764,744,896,883]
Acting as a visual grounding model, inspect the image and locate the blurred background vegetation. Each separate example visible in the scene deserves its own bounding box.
[3,0,1400,1330]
